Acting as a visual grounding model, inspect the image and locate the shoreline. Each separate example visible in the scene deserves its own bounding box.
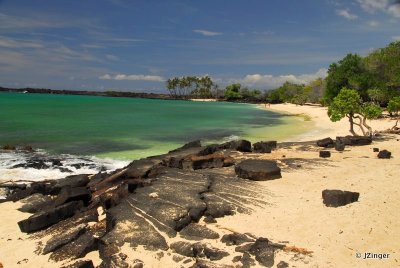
[0,104,399,267]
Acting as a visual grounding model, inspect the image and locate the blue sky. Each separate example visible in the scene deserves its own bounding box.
[0,0,399,92]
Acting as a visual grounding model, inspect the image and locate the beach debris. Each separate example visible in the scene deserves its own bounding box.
[61,259,94,268]
[283,245,313,255]
[319,150,331,158]
[253,141,277,153]
[378,150,391,159]
[235,159,282,181]
[317,137,334,148]
[336,136,372,146]
[322,189,360,207]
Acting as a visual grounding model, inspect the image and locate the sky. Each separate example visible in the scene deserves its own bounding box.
[0,0,399,92]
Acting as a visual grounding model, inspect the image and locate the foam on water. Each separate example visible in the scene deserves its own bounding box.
[0,149,129,183]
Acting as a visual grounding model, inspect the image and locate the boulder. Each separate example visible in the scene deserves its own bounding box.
[322,189,360,207]
[180,223,220,240]
[170,241,195,257]
[182,153,234,170]
[18,201,83,233]
[378,150,391,159]
[221,233,254,246]
[373,148,379,152]
[169,140,202,153]
[248,238,275,267]
[220,140,252,152]
[43,223,87,254]
[193,243,229,261]
[50,233,98,261]
[54,174,90,193]
[277,261,289,268]
[319,151,331,158]
[317,137,334,148]
[253,141,277,153]
[54,187,91,207]
[335,141,345,151]
[191,259,234,268]
[18,193,53,213]
[235,160,281,181]
[197,144,220,156]
[336,136,372,146]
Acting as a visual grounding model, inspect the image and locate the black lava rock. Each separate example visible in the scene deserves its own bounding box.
[378,150,391,159]
[322,189,360,207]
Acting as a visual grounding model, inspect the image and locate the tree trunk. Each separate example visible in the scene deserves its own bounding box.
[348,113,357,136]
[353,115,366,136]
[362,116,373,137]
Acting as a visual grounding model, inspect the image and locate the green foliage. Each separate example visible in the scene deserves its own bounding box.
[224,83,242,100]
[365,41,400,89]
[362,102,383,119]
[328,87,361,122]
[388,96,400,116]
[324,54,375,104]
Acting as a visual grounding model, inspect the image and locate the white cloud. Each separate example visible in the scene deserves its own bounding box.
[0,36,43,48]
[336,9,358,20]
[356,0,400,18]
[99,74,164,82]
[368,20,380,27]
[106,54,119,61]
[193,29,222,36]
[233,68,328,89]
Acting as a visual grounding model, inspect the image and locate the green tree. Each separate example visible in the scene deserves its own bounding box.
[388,96,400,116]
[328,87,382,136]
[224,83,242,100]
[324,54,374,103]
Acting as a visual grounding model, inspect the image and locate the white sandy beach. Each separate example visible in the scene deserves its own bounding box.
[0,103,399,267]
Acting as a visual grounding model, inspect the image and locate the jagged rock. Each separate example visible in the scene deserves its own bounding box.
[336,136,372,146]
[335,140,345,151]
[180,223,220,240]
[191,259,234,268]
[18,201,83,233]
[54,174,90,193]
[18,193,53,213]
[235,160,281,181]
[50,233,98,261]
[171,241,195,257]
[182,153,234,170]
[54,187,91,207]
[221,233,254,246]
[169,140,202,153]
[248,238,275,267]
[193,243,229,261]
[13,159,50,169]
[253,141,277,153]
[317,137,334,148]
[61,260,94,268]
[43,223,87,254]
[241,252,256,268]
[322,189,360,207]
[98,253,130,268]
[373,148,379,152]
[277,261,289,268]
[51,159,62,166]
[220,140,252,152]
[378,150,391,159]
[203,216,217,223]
[319,151,331,158]
[197,144,220,156]
[125,158,163,178]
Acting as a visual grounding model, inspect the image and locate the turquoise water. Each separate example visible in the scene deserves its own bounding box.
[0,92,310,160]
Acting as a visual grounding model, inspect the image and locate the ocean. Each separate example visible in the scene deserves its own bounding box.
[0,92,311,181]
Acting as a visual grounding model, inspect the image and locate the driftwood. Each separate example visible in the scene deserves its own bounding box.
[283,245,313,255]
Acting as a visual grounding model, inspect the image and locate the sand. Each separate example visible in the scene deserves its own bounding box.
[0,103,399,267]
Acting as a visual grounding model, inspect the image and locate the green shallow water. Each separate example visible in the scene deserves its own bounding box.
[0,92,311,160]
